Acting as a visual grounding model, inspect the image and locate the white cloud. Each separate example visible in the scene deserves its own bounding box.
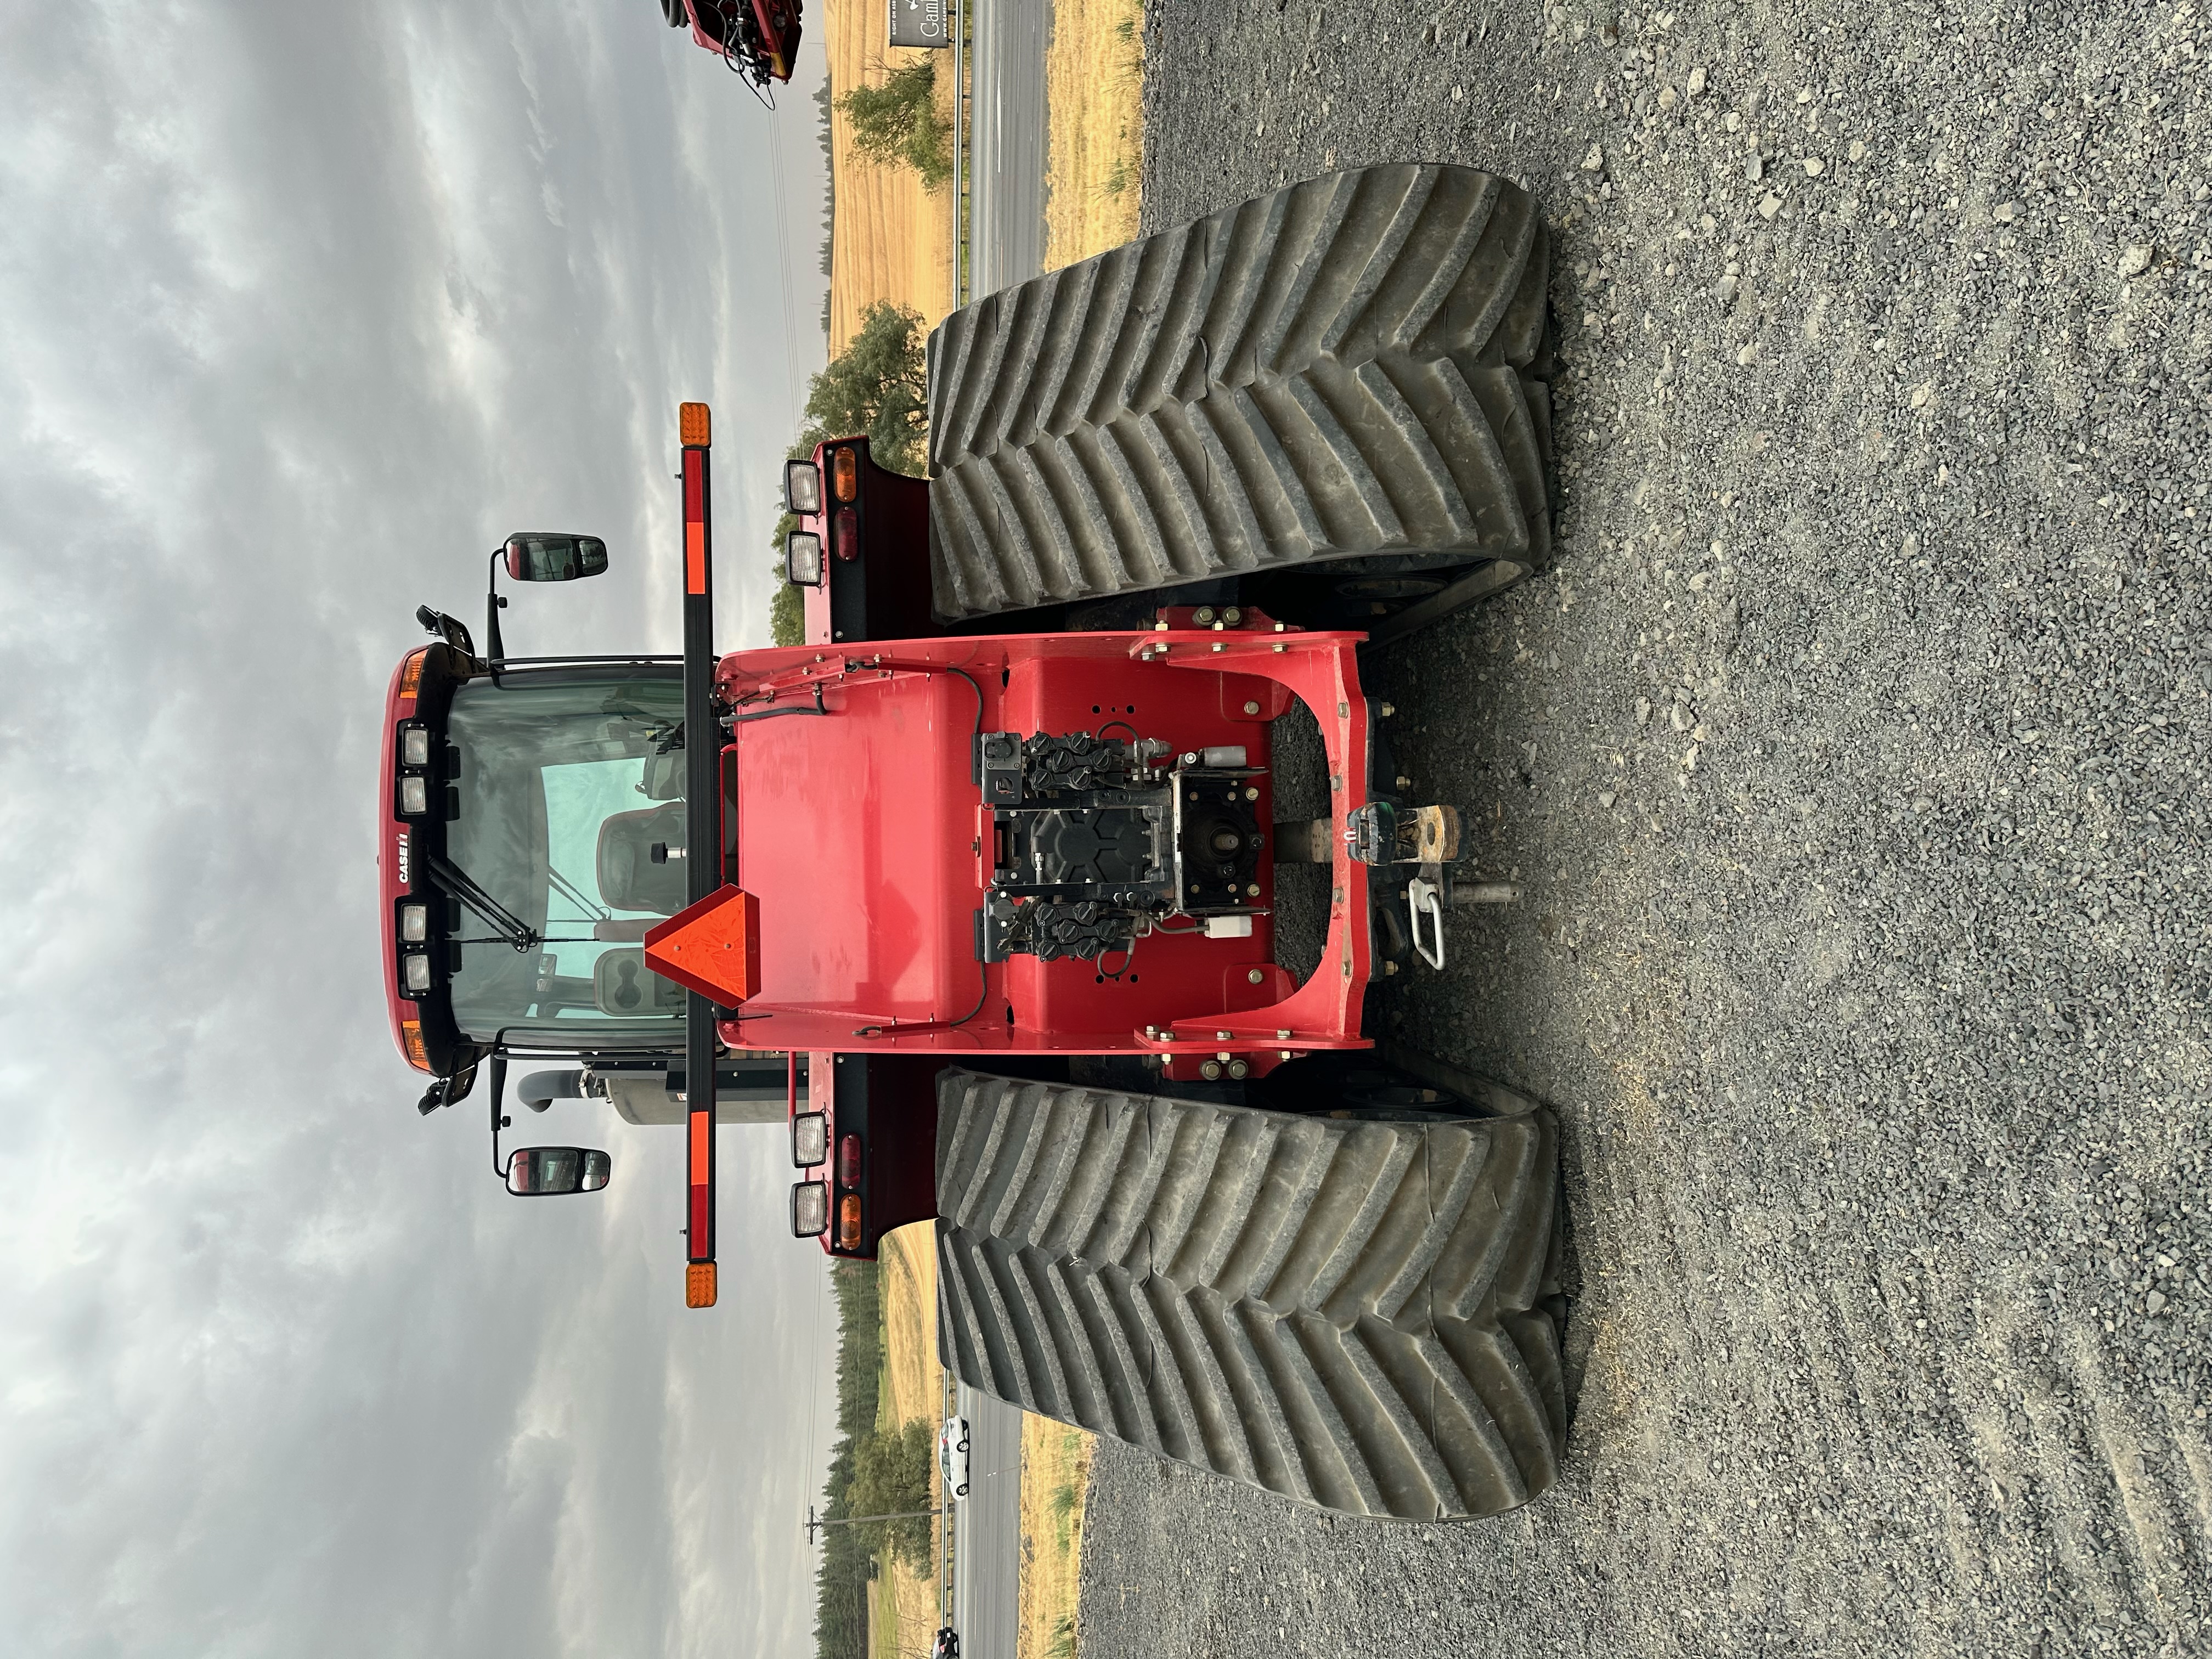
[0,0,839,1652]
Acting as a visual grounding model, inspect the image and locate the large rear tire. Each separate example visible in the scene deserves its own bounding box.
[925,165,1554,623]
[933,1068,1566,1520]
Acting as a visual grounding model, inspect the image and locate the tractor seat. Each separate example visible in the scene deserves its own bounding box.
[596,802,689,916]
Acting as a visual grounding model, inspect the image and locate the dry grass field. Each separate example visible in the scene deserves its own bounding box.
[1016,1418,1093,1659]
[867,1222,946,1659]
[823,0,956,349]
[1042,0,1144,270]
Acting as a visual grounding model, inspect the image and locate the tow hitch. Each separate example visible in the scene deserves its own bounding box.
[1312,799,1516,973]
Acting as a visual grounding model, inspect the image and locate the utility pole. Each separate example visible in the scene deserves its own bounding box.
[805,1503,940,1543]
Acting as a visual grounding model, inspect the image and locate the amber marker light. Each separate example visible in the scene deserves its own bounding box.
[399,1018,429,1071]
[686,1262,718,1308]
[679,402,712,447]
[831,447,858,502]
[397,649,427,700]
[837,1193,863,1250]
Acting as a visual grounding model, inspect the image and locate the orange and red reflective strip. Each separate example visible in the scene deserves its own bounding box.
[682,449,708,596]
[687,1105,713,1256]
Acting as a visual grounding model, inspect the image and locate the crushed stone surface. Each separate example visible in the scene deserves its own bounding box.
[1078,2,2212,1654]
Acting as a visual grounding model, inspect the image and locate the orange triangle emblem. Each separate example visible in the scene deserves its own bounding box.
[644,885,763,1006]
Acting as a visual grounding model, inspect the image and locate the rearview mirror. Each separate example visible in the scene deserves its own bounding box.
[504,533,610,583]
[504,1146,611,1195]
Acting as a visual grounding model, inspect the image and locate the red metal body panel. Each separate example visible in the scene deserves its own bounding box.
[377,651,426,1069]
[729,664,978,1025]
[708,626,1374,1066]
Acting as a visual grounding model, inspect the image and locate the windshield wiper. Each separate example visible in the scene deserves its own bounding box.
[426,853,540,952]
[546,862,608,924]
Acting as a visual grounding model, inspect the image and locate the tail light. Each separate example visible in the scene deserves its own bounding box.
[838,1133,862,1186]
[837,1193,863,1250]
[832,507,858,562]
[831,447,858,502]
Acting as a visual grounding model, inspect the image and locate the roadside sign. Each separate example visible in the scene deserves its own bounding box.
[888,0,949,47]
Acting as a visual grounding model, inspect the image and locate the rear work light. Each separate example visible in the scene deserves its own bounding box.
[786,530,823,587]
[399,903,428,944]
[402,952,433,995]
[792,1181,829,1237]
[400,725,431,768]
[838,1133,862,1187]
[837,1193,863,1250]
[783,459,822,514]
[791,1110,827,1167]
[398,775,429,816]
[830,447,858,503]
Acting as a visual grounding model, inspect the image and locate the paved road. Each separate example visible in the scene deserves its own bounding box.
[950,1384,1021,1658]
[965,0,1048,295]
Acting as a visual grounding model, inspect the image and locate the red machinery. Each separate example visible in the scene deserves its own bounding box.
[383,167,1572,1521]
[660,0,803,86]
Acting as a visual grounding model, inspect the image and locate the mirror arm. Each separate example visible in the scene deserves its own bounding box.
[485,551,509,666]
[486,1052,511,1179]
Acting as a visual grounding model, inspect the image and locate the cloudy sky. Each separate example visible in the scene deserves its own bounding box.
[1,2,841,1653]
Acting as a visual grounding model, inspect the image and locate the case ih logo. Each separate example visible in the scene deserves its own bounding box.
[396,829,411,886]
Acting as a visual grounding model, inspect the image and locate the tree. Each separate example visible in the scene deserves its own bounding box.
[847,1417,935,1571]
[802,301,929,473]
[838,57,952,190]
[769,542,805,646]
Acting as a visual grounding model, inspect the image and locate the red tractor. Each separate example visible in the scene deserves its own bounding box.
[382,166,1568,1521]
[659,0,803,86]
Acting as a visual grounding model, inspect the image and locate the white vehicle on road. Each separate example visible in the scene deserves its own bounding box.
[939,1415,971,1501]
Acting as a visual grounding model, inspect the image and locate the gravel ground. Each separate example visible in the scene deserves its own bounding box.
[1077,2,2212,1654]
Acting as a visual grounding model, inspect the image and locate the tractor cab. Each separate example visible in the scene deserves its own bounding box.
[380,527,787,1203]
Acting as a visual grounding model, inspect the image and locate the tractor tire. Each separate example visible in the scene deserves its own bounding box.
[924,164,1554,623]
[933,1068,1566,1520]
